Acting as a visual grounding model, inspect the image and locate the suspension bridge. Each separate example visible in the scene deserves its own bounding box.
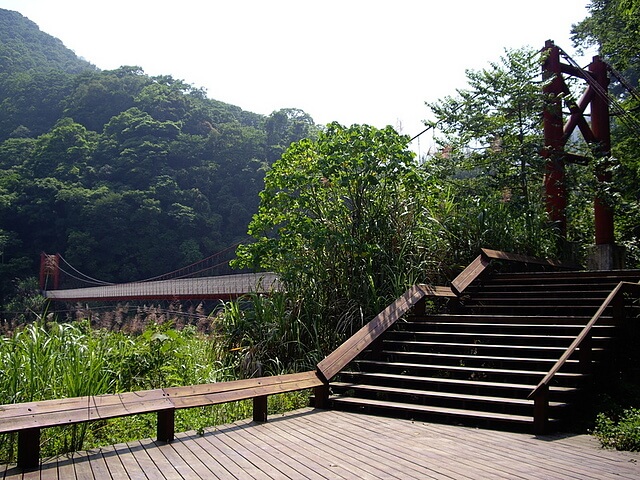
[39,244,280,302]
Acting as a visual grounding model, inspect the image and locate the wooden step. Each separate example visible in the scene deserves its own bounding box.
[379,340,591,358]
[330,382,569,416]
[465,288,614,296]
[352,359,584,384]
[405,314,614,325]
[376,350,582,370]
[329,395,552,430]
[336,371,578,396]
[481,270,640,283]
[398,320,616,334]
[384,330,612,347]
[464,297,607,307]
[331,382,567,408]
[464,304,611,314]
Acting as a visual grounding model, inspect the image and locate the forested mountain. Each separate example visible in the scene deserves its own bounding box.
[0,9,94,74]
[0,8,317,304]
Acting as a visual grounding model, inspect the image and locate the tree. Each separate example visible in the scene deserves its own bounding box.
[234,123,437,350]
[264,108,318,163]
[63,68,148,132]
[27,118,98,181]
[572,0,640,75]
[93,108,180,189]
[425,47,560,259]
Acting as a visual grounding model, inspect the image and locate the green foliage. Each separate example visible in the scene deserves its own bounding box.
[572,0,640,74]
[0,6,319,305]
[426,47,566,261]
[593,409,640,451]
[215,292,321,377]
[234,123,446,358]
[0,277,47,331]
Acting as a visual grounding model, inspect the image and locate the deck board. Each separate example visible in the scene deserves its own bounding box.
[253,415,355,479]
[3,408,639,479]
[286,413,454,479]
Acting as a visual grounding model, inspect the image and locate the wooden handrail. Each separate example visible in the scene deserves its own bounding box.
[529,281,640,399]
[529,281,640,434]
[451,248,574,295]
[1,370,325,469]
[481,248,574,268]
[316,284,455,382]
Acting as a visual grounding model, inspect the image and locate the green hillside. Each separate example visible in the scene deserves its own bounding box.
[0,8,317,307]
[0,9,94,74]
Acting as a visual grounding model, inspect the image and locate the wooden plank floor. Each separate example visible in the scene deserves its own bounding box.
[3,408,639,479]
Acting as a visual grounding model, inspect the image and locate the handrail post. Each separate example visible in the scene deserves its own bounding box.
[314,383,330,409]
[413,297,426,316]
[253,395,268,422]
[533,384,549,435]
[17,427,40,470]
[157,408,175,442]
[613,284,631,368]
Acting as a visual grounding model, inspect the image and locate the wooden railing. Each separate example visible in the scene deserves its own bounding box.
[1,371,325,469]
[528,281,640,434]
[451,248,575,295]
[2,249,568,470]
[316,284,456,382]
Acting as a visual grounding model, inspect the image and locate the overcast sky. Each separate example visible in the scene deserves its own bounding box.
[1,0,593,149]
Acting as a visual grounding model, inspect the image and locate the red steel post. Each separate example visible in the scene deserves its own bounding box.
[39,253,60,290]
[542,41,567,237]
[589,56,615,245]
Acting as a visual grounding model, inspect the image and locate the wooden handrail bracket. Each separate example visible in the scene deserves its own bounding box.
[451,255,490,295]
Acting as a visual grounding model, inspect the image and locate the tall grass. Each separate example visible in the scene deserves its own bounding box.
[0,314,308,463]
[215,292,323,377]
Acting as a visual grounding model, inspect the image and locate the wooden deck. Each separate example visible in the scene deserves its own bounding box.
[2,408,639,479]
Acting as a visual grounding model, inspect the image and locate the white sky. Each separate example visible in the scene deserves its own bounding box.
[1,0,593,147]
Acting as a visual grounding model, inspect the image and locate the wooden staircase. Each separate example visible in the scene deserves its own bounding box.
[325,260,640,432]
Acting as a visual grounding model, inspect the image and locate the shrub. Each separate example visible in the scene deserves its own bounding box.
[593,408,640,451]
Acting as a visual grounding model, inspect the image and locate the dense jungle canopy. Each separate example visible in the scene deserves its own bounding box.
[0,9,317,306]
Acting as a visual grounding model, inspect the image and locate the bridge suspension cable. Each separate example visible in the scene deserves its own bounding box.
[133,238,248,283]
[57,255,114,286]
[558,47,640,136]
[47,239,253,292]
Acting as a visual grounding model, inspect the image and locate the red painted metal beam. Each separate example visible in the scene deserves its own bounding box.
[542,41,567,236]
[589,56,615,245]
[39,253,60,291]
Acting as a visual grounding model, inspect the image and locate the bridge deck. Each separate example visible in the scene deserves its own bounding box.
[2,408,638,479]
[44,272,280,302]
